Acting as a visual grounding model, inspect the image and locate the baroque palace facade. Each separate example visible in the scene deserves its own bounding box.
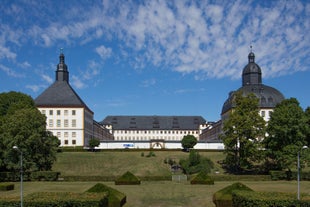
[35,50,284,149]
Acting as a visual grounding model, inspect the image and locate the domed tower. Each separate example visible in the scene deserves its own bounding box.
[221,50,285,121]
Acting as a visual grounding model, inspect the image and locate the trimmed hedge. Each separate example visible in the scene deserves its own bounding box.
[86,183,126,207]
[190,171,214,185]
[0,171,60,182]
[0,183,14,191]
[213,182,253,207]
[30,171,60,181]
[270,170,310,181]
[115,171,141,185]
[211,174,271,181]
[232,191,310,207]
[0,192,108,207]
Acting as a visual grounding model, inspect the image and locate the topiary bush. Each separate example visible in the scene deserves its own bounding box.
[115,171,141,185]
[190,171,214,185]
[213,182,253,207]
[86,183,126,207]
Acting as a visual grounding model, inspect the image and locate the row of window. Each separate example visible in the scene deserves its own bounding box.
[115,130,198,135]
[115,136,188,141]
[56,131,77,138]
[63,139,77,145]
[48,119,77,127]
[41,109,76,116]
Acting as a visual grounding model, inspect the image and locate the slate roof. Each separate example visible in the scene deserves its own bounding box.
[35,81,92,111]
[34,53,93,113]
[100,116,206,130]
[221,51,284,114]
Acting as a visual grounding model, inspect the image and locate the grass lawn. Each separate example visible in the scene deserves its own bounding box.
[52,151,225,177]
[1,181,310,207]
[2,151,309,206]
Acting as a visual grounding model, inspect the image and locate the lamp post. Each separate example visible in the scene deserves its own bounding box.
[13,146,23,207]
[297,145,308,200]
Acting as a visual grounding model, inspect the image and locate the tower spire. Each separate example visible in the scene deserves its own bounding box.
[56,49,69,82]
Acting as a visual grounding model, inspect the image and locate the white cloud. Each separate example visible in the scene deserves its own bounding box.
[41,74,53,84]
[1,0,310,81]
[0,64,23,78]
[26,84,46,93]
[140,79,156,87]
[95,45,112,60]
[71,75,86,89]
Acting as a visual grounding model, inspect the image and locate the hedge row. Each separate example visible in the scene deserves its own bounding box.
[0,171,60,182]
[0,183,14,191]
[211,174,271,181]
[233,191,310,207]
[270,170,310,181]
[0,192,108,207]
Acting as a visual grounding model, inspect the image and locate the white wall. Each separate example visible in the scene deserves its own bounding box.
[98,141,224,150]
[38,107,86,147]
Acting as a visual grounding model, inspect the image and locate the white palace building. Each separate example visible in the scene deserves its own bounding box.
[34,50,284,150]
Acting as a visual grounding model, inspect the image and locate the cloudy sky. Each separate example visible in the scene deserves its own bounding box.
[1,0,309,122]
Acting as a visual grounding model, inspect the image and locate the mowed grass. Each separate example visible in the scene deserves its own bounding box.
[52,151,225,177]
[3,151,309,206]
[1,181,310,207]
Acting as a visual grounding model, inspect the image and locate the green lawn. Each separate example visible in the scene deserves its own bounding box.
[52,151,225,177]
[2,151,309,206]
[1,181,310,207]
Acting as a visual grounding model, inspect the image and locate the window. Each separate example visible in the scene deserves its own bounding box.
[64,132,68,137]
[64,140,68,145]
[57,132,61,137]
[261,111,265,117]
[72,140,76,145]
[72,119,76,127]
[72,132,76,137]
[64,110,68,116]
[57,110,61,115]
[57,120,61,127]
[49,110,53,115]
[64,119,68,127]
[41,110,46,114]
[48,119,53,127]
[72,110,76,115]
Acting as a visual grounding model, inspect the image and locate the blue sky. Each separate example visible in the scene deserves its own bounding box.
[0,0,309,122]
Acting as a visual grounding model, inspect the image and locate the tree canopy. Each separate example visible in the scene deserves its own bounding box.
[264,98,309,170]
[221,91,266,173]
[0,91,60,172]
[181,135,197,150]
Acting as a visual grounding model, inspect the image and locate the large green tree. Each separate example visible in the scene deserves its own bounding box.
[305,107,310,146]
[181,135,197,150]
[264,98,309,170]
[0,91,60,172]
[221,91,266,173]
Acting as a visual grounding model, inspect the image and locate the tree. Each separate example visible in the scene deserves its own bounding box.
[264,98,309,170]
[89,138,100,151]
[179,149,214,174]
[305,107,310,146]
[181,135,197,150]
[0,91,60,172]
[220,91,266,173]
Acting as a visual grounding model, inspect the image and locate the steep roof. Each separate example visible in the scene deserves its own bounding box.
[34,53,93,113]
[101,116,206,130]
